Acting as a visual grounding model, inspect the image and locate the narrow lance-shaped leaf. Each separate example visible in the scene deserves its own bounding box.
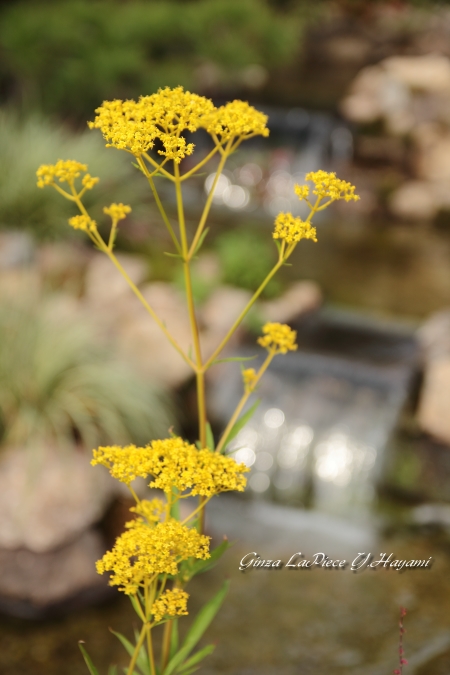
[212,355,257,365]
[170,618,179,661]
[110,629,148,675]
[78,642,100,675]
[205,422,215,451]
[185,539,231,580]
[192,227,210,258]
[221,399,260,453]
[178,644,215,673]
[163,581,229,675]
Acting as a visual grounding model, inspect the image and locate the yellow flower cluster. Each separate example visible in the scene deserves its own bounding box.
[92,437,248,495]
[36,160,97,188]
[203,100,269,142]
[294,184,310,201]
[128,498,165,526]
[152,588,189,622]
[89,87,214,161]
[303,170,359,202]
[258,322,298,354]
[96,519,210,594]
[242,368,258,393]
[103,203,132,221]
[273,212,317,244]
[89,88,269,159]
[68,215,97,232]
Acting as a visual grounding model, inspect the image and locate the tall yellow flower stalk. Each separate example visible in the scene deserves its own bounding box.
[37,86,359,675]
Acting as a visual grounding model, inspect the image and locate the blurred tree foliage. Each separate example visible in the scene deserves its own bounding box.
[0,0,302,120]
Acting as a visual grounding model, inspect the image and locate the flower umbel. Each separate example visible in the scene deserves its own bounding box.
[203,100,269,142]
[68,215,97,232]
[89,87,215,160]
[273,212,317,244]
[103,203,132,221]
[36,159,91,188]
[96,519,210,594]
[242,368,258,393]
[302,170,359,202]
[258,322,298,354]
[152,588,189,623]
[91,437,249,496]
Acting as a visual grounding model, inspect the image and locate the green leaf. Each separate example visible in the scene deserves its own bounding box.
[212,355,257,365]
[110,630,148,675]
[195,440,201,450]
[170,488,180,520]
[274,239,281,253]
[78,642,100,675]
[221,400,260,452]
[186,539,230,579]
[205,422,215,451]
[170,618,179,660]
[192,227,210,257]
[163,581,229,675]
[164,251,184,259]
[108,666,118,675]
[178,644,215,672]
[131,162,145,173]
[130,595,146,622]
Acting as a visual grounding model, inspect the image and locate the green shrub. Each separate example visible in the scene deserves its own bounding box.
[215,228,282,297]
[0,0,301,119]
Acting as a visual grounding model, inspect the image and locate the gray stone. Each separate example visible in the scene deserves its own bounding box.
[260,281,322,325]
[0,446,114,552]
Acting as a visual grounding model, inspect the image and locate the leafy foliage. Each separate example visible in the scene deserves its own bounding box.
[0,300,171,449]
[0,0,301,119]
[215,228,282,297]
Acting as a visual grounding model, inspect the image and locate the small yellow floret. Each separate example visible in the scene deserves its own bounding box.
[273,212,317,244]
[68,215,97,232]
[36,159,88,188]
[258,322,297,355]
[82,174,99,190]
[96,519,210,594]
[152,588,189,622]
[294,184,310,201]
[103,203,132,221]
[304,170,359,202]
[203,100,269,142]
[128,498,165,526]
[242,368,258,393]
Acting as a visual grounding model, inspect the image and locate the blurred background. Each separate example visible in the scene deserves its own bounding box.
[2,0,450,673]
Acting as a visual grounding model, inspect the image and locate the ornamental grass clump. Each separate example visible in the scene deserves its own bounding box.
[37,86,359,675]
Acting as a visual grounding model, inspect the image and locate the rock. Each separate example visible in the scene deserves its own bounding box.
[84,251,149,309]
[0,529,108,617]
[389,181,438,221]
[340,66,386,124]
[417,358,450,444]
[201,285,252,335]
[411,503,450,529]
[414,125,450,183]
[383,54,450,93]
[0,446,114,552]
[117,282,193,387]
[418,309,450,360]
[260,281,322,325]
[0,231,34,269]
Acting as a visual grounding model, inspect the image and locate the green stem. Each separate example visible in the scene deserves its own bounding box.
[174,163,207,447]
[187,140,231,259]
[203,258,284,371]
[215,351,274,454]
[137,157,182,255]
[127,623,147,675]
